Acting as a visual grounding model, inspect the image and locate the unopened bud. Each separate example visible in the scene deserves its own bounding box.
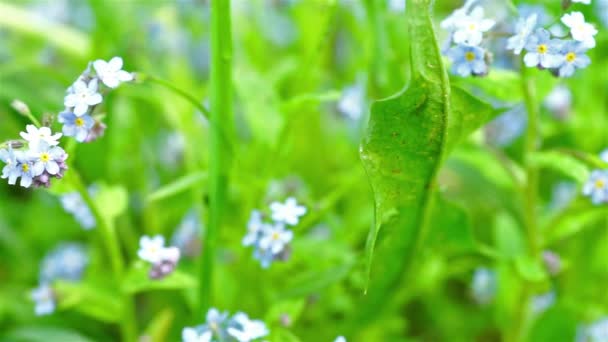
[42,113,55,127]
[11,99,31,116]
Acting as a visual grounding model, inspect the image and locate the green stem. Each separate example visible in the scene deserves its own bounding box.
[509,58,541,342]
[200,0,233,315]
[70,170,137,341]
[142,75,210,119]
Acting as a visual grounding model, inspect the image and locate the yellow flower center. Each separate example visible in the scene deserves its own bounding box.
[465,51,476,62]
[272,232,281,240]
[40,153,50,162]
[75,118,85,127]
[596,179,606,189]
[21,164,29,172]
[468,23,476,31]
[537,44,548,54]
[566,52,576,63]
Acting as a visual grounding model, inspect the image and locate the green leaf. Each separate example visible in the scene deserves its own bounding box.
[494,212,525,260]
[143,308,175,342]
[2,326,96,342]
[146,171,208,203]
[122,262,197,294]
[54,281,123,323]
[514,255,547,282]
[428,195,476,255]
[543,205,608,245]
[529,151,590,183]
[265,299,306,326]
[357,0,503,324]
[267,328,302,342]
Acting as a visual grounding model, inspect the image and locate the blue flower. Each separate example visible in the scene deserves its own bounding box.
[258,223,293,255]
[30,283,55,316]
[523,29,562,69]
[582,170,608,205]
[59,111,95,142]
[484,104,527,147]
[471,267,496,305]
[60,191,96,230]
[182,308,269,342]
[553,41,591,77]
[171,210,202,258]
[0,148,21,185]
[600,149,608,163]
[446,44,487,77]
[39,243,89,282]
[15,152,36,188]
[507,14,537,55]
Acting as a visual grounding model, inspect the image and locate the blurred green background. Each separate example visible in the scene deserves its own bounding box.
[0,0,607,341]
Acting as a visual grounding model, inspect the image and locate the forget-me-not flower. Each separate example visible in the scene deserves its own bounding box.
[19,125,62,151]
[471,267,496,305]
[93,57,133,88]
[0,148,21,185]
[31,283,55,316]
[242,210,265,247]
[561,12,598,48]
[338,83,366,121]
[270,197,307,226]
[138,235,166,264]
[600,149,608,163]
[58,111,95,142]
[440,0,477,32]
[507,14,537,55]
[259,223,293,255]
[446,44,487,77]
[15,153,36,188]
[452,7,495,46]
[64,78,103,116]
[40,243,88,282]
[531,291,556,315]
[182,327,212,342]
[31,142,66,176]
[583,170,608,204]
[544,85,572,119]
[60,191,96,230]
[554,41,591,77]
[334,337,347,342]
[227,312,269,342]
[523,29,562,69]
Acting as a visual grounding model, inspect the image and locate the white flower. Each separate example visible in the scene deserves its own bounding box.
[227,312,269,342]
[160,246,181,264]
[270,197,307,225]
[561,12,598,48]
[440,0,477,31]
[19,125,62,150]
[242,210,264,247]
[182,327,212,342]
[582,170,608,205]
[506,14,537,55]
[572,0,591,4]
[338,84,365,120]
[31,283,55,316]
[452,6,495,46]
[64,79,103,116]
[600,149,608,163]
[93,57,133,88]
[334,337,347,342]
[259,223,293,254]
[137,235,166,263]
[31,142,65,176]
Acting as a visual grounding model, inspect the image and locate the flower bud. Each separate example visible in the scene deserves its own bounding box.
[11,99,31,116]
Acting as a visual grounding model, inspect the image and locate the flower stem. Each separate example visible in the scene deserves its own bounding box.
[70,170,137,341]
[200,0,233,314]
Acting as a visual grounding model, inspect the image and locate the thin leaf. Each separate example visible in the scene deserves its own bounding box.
[122,262,197,294]
[530,151,590,183]
[146,172,208,203]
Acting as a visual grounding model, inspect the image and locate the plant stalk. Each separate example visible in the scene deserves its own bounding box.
[200,0,233,315]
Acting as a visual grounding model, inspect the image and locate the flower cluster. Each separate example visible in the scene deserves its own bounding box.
[441,0,495,77]
[243,197,306,268]
[60,187,97,230]
[137,235,181,279]
[582,149,608,205]
[0,125,68,188]
[31,243,89,315]
[60,56,133,142]
[182,308,269,342]
[507,7,597,77]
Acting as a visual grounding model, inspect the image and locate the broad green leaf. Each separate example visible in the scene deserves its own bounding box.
[530,151,590,183]
[143,308,175,342]
[54,281,123,323]
[0,3,90,59]
[122,262,197,294]
[2,326,96,342]
[428,195,476,255]
[146,171,208,203]
[358,0,503,324]
[494,212,525,260]
[543,205,608,245]
[514,255,547,282]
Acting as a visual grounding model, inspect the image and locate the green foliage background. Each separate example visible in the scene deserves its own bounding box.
[0,0,606,341]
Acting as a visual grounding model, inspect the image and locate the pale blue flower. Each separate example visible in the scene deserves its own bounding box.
[387,0,405,12]
[562,12,597,48]
[446,44,487,77]
[242,210,265,247]
[451,6,495,46]
[600,149,608,163]
[40,243,88,282]
[334,337,347,342]
[507,14,537,55]
[0,148,21,185]
[93,56,133,89]
[270,197,307,226]
[254,247,275,269]
[544,85,572,119]
[138,235,166,264]
[338,83,366,120]
[523,29,562,68]
[531,291,556,315]
[171,210,202,257]
[30,142,66,177]
[15,152,36,188]
[227,312,269,342]
[19,125,62,151]
[471,267,496,305]
[554,41,591,77]
[60,191,96,230]
[583,170,608,204]
[64,78,102,116]
[484,104,527,146]
[577,317,608,342]
[259,223,293,255]
[30,283,55,316]
[59,111,95,142]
